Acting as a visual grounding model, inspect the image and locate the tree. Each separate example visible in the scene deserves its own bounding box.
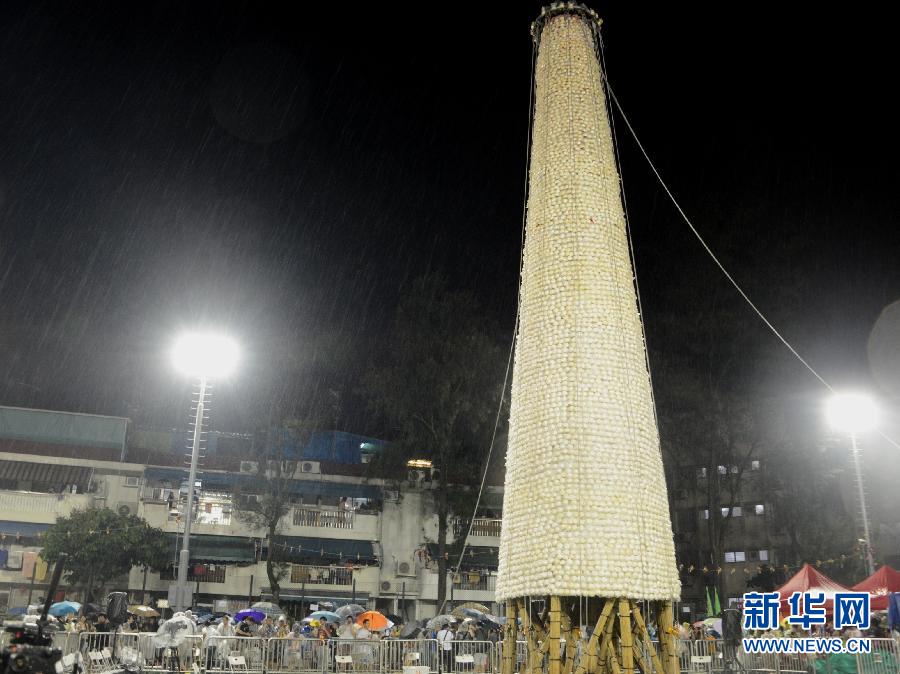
[233,406,338,604]
[363,275,507,608]
[40,508,168,602]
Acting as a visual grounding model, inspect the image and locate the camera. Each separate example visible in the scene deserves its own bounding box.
[0,622,61,674]
[0,555,68,674]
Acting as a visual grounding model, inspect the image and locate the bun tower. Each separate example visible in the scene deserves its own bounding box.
[498,4,681,673]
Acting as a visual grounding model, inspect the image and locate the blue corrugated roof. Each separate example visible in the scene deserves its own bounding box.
[0,521,50,536]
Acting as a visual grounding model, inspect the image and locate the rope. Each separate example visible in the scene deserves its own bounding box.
[437,38,538,616]
[603,83,900,456]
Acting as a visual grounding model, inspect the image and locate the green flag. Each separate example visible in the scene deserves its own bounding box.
[706,587,713,616]
[713,587,722,616]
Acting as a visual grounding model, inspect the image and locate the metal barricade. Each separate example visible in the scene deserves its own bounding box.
[203,636,267,674]
[266,637,327,674]
[326,639,382,674]
[79,632,143,671]
[856,638,900,674]
[139,632,204,673]
[379,639,440,674]
[51,632,82,658]
[446,640,496,674]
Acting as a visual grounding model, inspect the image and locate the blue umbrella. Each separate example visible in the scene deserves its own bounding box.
[7,607,26,616]
[234,609,266,623]
[305,610,340,623]
[49,601,81,617]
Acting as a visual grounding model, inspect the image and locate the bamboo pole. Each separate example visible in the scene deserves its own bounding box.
[656,601,679,674]
[576,598,615,674]
[503,602,518,674]
[549,596,562,674]
[605,640,622,674]
[618,599,634,674]
[631,602,667,674]
[598,605,617,674]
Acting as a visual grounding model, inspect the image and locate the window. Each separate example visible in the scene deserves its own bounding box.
[124,476,141,487]
[751,460,761,471]
[725,551,746,564]
[730,465,740,474]
[759,550,769,562]
[755,504,765,516]
[717,465,727,475]
[696,467,707,479]
[724,552,735,563]
[701,509,709,520]
[721,506,742,517]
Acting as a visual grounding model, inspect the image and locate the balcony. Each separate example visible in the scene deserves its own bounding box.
[0,490,95,523]
[453,518,502,539]
[290,564,353,586]
[293,507,353,529]
[453,572,496,592]
[419,568,498,603]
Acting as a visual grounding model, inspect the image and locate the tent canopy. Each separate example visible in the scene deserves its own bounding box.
[852,565,900,611]
[776,563,852,612]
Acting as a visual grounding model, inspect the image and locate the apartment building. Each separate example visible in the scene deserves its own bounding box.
[0,405,503,621]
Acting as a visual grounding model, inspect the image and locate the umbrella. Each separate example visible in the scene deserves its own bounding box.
[426,614,457,629]
[128,605,160,618]
[455,602,491,614]
[357,611,391,631]
[153,616,194,648]
[335,604,366,620]
[49,601,81,617]
[234,609,266,623]
[385,613,403,625]
[306,611,340,623]
[251,602,284,618]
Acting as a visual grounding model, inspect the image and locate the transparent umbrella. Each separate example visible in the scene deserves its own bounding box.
[426,615,457,629]
[251,602,284,619]
[335,604,366,620]
[153,615,194,648]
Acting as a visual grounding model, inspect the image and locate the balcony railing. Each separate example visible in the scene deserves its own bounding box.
[452,573,496,592]
[0,491,92,513]
[453,518,502,537]
[161,564,226,583]
[290,564,352,585]
[293,507,353,529]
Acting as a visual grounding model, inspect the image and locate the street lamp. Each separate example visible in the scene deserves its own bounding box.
[825,392,878,576]
[170,333,238,610]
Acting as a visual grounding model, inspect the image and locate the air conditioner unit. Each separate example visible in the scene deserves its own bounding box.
[240,461,257,474]
[124,476,141,487]
[396,560,415,577]
[300,462,320,474]
[117,502,138,517]
[384,489,400,502]
[380,581,391,592]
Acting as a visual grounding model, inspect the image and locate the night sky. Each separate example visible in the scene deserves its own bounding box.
[1,2,899,440]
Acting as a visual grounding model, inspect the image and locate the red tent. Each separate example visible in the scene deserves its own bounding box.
[852,565,900,611]
[776,563,852,614]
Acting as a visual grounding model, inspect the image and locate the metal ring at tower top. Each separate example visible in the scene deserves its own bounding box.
[531,2,602,47]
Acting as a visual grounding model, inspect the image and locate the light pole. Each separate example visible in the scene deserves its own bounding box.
[170,332,238,610]
[826,392,878,576]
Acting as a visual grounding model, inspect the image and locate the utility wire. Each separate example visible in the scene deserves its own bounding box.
[604,84,900,454]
